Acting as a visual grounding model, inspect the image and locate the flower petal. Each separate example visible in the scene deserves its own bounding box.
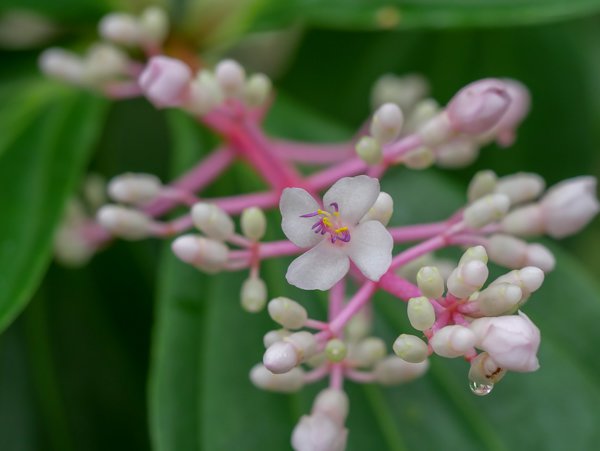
[286,241,350,291]
[280,188,322,248]
[323,175,380,224]
[346,220,393,281]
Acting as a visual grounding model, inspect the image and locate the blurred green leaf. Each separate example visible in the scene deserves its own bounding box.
[0,83,107,332]
[255,0,600,30]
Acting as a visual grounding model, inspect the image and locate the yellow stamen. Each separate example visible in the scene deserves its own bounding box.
[317,209,331,217]
[333,211,340,217]
[323,217,333,228]
[335,226,348,233]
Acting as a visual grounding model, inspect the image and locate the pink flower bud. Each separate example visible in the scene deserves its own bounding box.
[494,79,531,147]
[263,331,317,374]
[469,311,540,372]
[291,413,348,451]
[430,325,476,358]
[312,389,349,425]
[540,176,600,238]
[138,56,191,108]
[446,79,511,134]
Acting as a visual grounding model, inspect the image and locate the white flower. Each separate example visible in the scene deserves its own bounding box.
[280,176,393,290]
[291,413,348,451]
[469,311,540,372]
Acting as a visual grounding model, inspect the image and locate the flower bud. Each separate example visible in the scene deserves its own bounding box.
[458,245,488,266]
[263,331,317,374]
[291,413,347,451]
[467,170,498,203]
[355,136,382,165]
[393,334,428,363]
[470,311,540,372]
[446,79,511,134]
[473,282,522,316]
[54,224,95,267]
[539,176,600,238]
[139,7,169,45]
[435,139,479,168]
[490,266,544,301]
[84,43,129,84]
[241,207,266,241]
[495,172,545,205]
[83,173,107,211]
[430,325,476,358]
[139,56,192,108]
[98,13,141,46]
[447,260,489,299]
[403,98,439,133]
[374,356,429,385]
[191,202,234,241]
[250,364,304,393]
[240,276,267,312]
[268,297,307,330]
[171,234,228,273]
[187,70,224,115]
[345,312,370,342]
[487,234,528,269]
[312,389,349,425]
[215,59,246,97]
[526,243,555,272]
[371,73,429,111]
[108,172,162,205]
[418,112,453,147]
[468,352,506,386]
[263,329,291,348]
[39,48,84,84]
[97,205,152,240]
[464,193,510,228]
[494,79,531,147]
[407,296,436,331]
[416,266,445,299]
[360,192,393,225]
[349,337,386,368]
[501,204,544,236]
[370,103,403,144]
[244,73,272,106]
[325,339,347,362]
[402,146,435,170]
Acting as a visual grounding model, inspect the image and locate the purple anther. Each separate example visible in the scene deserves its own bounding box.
[300,211,319,218]
[329,202,339,212]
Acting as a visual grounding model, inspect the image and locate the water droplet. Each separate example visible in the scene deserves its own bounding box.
[469,380,494,396]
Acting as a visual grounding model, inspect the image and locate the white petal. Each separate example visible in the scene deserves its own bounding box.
[346,220,393,281]
[286,241,350,290]
[280,188,322,248]
[323,175,380,224]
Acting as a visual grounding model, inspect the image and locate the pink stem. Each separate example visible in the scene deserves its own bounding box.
[259,241,303,259]
[389,235,449,272]
[304,319,329,330]
[304,365,330,383]
[378,273,420,301]
[329,280,346,322]
[389,222,450,243]
[328,282,377,336]
[344,368,376,383]
[329,363,344,390]
[273,139,355,164]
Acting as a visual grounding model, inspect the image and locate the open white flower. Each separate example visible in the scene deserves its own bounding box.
[280,175,393,290]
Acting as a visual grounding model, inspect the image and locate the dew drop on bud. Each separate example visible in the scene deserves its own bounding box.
[469,380,494,396]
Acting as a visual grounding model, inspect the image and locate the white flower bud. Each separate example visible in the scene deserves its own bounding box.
[250,364,304,393]
[393,334,428,363]
[407,296,436,331]
[355,136,382,165]
[97,205,152,240]
[447,260,489,299]
[312,389,349,425]
[487,234,528,268]
[468,352,506,386]
[84,43,129,84]
[360,192,393,225]
[263,331,317,374]
[371,73,429,112]
[263,329,291,348]
[374,356,429,385]
[416,266,445,299]
[108,172,162,205]
[171,234,228,273]
[345,312,370,342]
[241,207,267,241]
[473,282,522,316]
[464,193,510,228]
[495,172,545,205]
[215,59,246,97]
[403,98,439,133]
[490,266,544,300]
[418,112,453,147]
[526,243,555,272]
[268,297,307,330]
[501,204,544,237]
[240,277,267,312]
[291,413,347,451]
[83,173,107,211]
[467,170,498,203]
[325,339,347,362]
[370,103,403,144]
[39,48,85,84]
[187,70,224,115]
[98,13,141,46]
[458,245,488,266]
[435,139,480,168]
[349,337,386,368]
[403,146,435,170]
[54,225,95,267]
[430,325,476,358]
[244,73,272,106]
[139,7,169,45]
[191,202,234,241]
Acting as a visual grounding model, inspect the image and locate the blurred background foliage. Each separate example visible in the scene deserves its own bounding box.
[2,0,600,450]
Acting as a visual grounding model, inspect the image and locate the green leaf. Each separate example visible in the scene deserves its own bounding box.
[0,82,107,332]
[254,0,600,31]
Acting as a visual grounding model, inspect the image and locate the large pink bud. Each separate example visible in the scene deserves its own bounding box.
[138,56,192,108]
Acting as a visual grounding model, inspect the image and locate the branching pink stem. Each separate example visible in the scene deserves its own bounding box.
[273,139,355,164]
[344,368,376,383]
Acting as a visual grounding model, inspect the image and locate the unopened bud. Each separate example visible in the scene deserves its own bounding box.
[171,234,228,272]
[435,139,479,168]
[39,48,84,84]
[403,146,436,169]
[345,312,370,342]
[371,73,429,111]
[215,59,245,97]
[191,202,234,241]
[393,334,428,363]
[526,243,555,272]
[244,73,272,106]
[370,103,403,144]
[473,282,522,316]
[418,112,453,146]
[263,331,317,374]
[325,339,347,362]
[108,173,162,205]
[84,43,129,84]
[447,260,489,299]
[468,170,498,202]
[241,207,267,241]
[240,277,267,312]
[490,266,544,303]
[139,7,169,45]
[403,98,439,133]
[416,266,445,299]
[312,389,349,424]
[374,356,429,385]
[99,13,141,46]
[139,56,192,108]
[268,297,307,330]
[464,193,510,228]
[468,352,506,386]
[430,325,476,358]
[407,296,436,331]
[350,337,386,368]
[263,329,291,348]
[187,70,224,115]
[355,136,382,165]
[360,192,393,225]
[459,246,489,266]
[250,364,304,393]
[501,204,544,236]
[495,173,545,205]
[487,234,528,268]
[97,205,152,240]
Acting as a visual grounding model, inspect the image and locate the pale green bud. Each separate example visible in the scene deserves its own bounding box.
[407,296,436,331]
[392,334,428,363]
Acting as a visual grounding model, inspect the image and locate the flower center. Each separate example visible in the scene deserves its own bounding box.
[300,202,351,244]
